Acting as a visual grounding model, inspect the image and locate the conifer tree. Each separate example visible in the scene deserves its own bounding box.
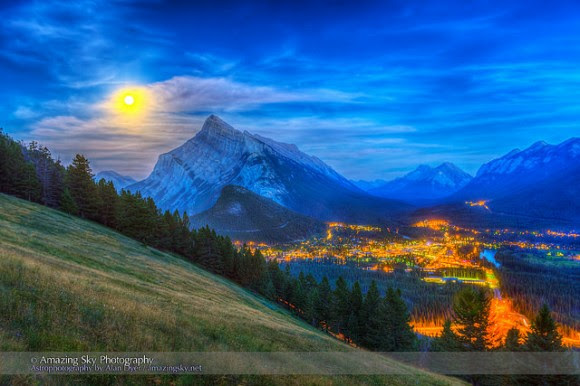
[96,179,118,227]
[331,276,350,335]
[257,270,276,301]
[382,288,416,351]
[59,188,78,215]
[66,154,98,219]
[268,259,286,299]
[525,304,563,351]
[0,131,40,199]
[431,319,462,352]
[504,328,522,351]
[361,280,381,348]
[290,278,306,313]
[452,286,491,351]
[347,281,363,342]
[304,288,319,326]
[316,276,332,330]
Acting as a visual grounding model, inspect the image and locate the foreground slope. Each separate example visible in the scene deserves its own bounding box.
[0,194,460,385]
[191,185,326,243]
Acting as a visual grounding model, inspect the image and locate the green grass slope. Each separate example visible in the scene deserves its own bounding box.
[0,194,462,385]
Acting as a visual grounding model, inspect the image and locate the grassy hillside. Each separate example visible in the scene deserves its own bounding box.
[0,194,462,385]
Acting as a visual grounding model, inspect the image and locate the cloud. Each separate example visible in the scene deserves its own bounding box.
[27,75,370,178]
[144,76,364,113]
[14,106,40,120]
[30,113,203,178]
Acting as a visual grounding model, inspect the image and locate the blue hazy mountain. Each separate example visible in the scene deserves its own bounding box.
[351,179,388,191]
[418,138,580,227]
[128,115,409,223]
[451,137,580,223]
[94,170,136,191]
[191,185,326,242]
[368,163,472,205]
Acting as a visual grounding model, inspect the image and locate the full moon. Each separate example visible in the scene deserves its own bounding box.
[124,95,135,105]
[111,87,149,118]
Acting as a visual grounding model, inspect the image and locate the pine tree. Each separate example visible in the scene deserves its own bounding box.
[452,286,491,351]
[361,280,381,349]
[45,158,65,208]
[96,179,118,227]
[268,259,286,299]
[316,276,332,330]
[219,236,236,278]
[331,276,350,335]
[66,154,98,219]
[257,270,276,301]
[290,278,306,312]
[523,306,570,386]
[0,131,40,199]
[504,328,522,351]
[304,288,319,326]
[157,210,174,250]
[19,161,41,202]
[431,319,462,352]
[59,188,78,215]
[382,288,416,351]
[194,226,223,274]
[347,281,363,342]
[525,304,563,351]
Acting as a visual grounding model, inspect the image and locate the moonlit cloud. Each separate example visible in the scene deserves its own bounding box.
[145,76,364,113]
[26,75,370,178]
[2,0,580,181]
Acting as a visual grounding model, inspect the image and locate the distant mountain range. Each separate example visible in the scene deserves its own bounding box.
[418,138,580,227]
[127,115,409,223]
[351,179,387,191]
[365,163,472,205]
[94,170,136,191]
[112,114,578,234]
[191,185,326,242]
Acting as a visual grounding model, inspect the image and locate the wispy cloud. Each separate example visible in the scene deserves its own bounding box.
[144,76,364,113]
[4,1,580,181]
[28,75,369,178]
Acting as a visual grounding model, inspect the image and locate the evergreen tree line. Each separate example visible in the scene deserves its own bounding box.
[432,286,566,352]
[432,286,574,386]
[0,131,416,352]
[495,249,580,334]
[272,271,416,351]
[285,259,458,326]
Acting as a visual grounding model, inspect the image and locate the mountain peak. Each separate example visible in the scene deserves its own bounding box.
[504,148,521,158]
[416,164,432,172]
[369,162,472,203]
[528,140,548,151]
[437,162,456,170]
[129,116,393,219]
[200,114,239,135]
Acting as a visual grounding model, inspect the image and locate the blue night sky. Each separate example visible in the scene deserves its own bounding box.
[1,0,579,180]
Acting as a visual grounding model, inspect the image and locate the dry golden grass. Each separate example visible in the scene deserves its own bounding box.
[0,194,464,385]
